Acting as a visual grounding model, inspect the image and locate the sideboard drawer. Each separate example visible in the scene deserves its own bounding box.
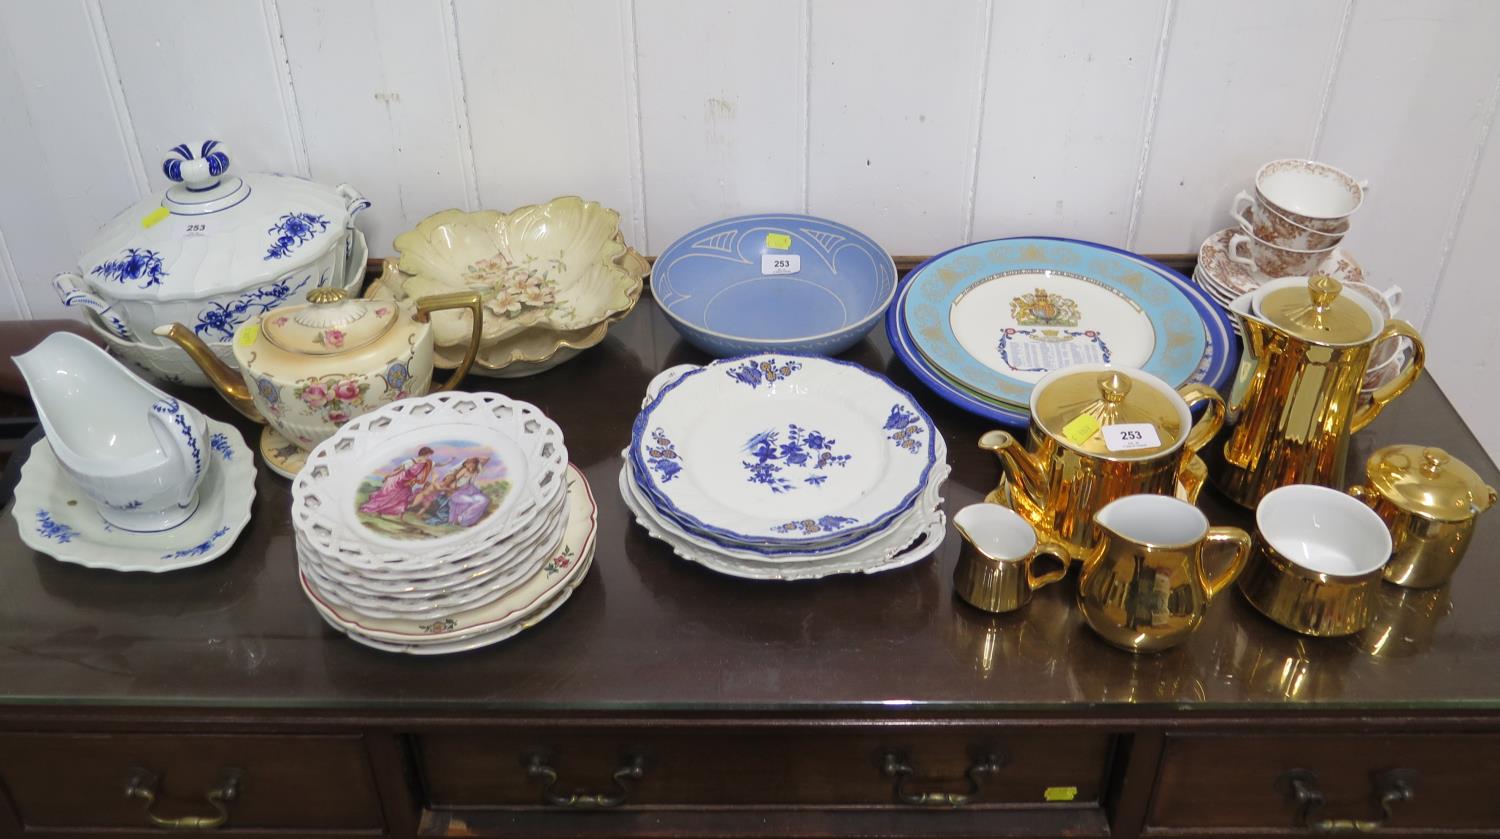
[418,725,1112,809]
[1147,733,1500,832]
[0,733,384,832]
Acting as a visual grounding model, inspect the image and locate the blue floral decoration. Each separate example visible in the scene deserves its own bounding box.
[162,526,230,561]
[772,515,858,535]
[152,399,201,479]
[724,357,802,388]
[105,499,143,511]
[883,404,925,454]
[210,432,233,461]
[35,510,78,543]
[194,275,311,341]
[91,248,167,290]
[645,428,683,483]
[265,212,330,260]
[741,423,850,494]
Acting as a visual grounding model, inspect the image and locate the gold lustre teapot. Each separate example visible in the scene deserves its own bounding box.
[980,363,1224,555]
[156,286,481,476]
[1212,274,1424,508]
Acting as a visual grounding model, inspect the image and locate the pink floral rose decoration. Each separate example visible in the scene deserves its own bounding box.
[328,410,350,424]
[301,384,329,408]
[333,380,360,401]
[323,329,345,348]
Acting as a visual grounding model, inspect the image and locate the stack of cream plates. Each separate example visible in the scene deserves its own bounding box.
[623,355,950,580]
[291,393,596,654]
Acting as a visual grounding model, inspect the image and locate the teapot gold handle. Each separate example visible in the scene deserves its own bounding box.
[1199,527,1252,600]
[415,291,484,391]
[1351,318,1424,433]
[1175,383,1226,457]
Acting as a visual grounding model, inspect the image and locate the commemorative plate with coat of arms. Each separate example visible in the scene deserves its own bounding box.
[901,238,1207,407]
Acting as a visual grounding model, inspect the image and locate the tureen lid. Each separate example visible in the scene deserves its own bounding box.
[76,140,368,303]
[262,287,397,356]
[1256,274,1373,344]
[1033,367,1185,459]
[1365,445,1497,521]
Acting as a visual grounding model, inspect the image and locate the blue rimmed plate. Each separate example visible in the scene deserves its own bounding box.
[630,354,937,546]
[902,238,1207,407]
[888,238,1236,428]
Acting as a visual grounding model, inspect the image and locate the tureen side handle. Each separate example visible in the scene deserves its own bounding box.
[415,292,484,391]
[53,273,131,341]
[337,184,372,219]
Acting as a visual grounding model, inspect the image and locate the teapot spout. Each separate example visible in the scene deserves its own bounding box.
[978,429,1045,510]
[152,324,265,424]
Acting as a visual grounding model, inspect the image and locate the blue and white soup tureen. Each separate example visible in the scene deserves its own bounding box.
[54,140,369,349]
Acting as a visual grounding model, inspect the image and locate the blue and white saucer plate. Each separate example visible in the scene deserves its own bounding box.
[902,237,1207,407]
[630,354,938,546]
[888,238,1236,428]
[12,419,255,572]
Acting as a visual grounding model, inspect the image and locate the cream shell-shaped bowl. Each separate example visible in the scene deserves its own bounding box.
[385,197,644,354]
[154,287,482,474]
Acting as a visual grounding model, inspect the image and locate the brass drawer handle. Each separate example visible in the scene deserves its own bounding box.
[1281,768,1417,833]
[525,753,645,808]
[123,766,242,830]
[880,751,1005,807]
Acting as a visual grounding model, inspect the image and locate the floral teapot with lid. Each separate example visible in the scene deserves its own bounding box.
[156,286,481,477]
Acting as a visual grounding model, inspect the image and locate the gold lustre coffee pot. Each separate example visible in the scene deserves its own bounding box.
[980,364,1224,555]
[1212,274,1424,508]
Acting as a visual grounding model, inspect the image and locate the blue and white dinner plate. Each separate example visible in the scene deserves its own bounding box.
[630,354,938,546]
[887,237,1237,428]
[902,237,1207,407]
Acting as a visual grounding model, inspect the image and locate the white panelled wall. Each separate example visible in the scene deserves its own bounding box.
[2,0,1499,456]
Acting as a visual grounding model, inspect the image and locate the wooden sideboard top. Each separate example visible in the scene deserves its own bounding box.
[0,257,1497,717]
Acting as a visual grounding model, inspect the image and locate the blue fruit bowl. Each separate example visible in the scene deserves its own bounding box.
[651,214,896,357]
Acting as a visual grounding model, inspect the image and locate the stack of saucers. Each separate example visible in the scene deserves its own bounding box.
[622,354,950,580]
[291,393,596,654]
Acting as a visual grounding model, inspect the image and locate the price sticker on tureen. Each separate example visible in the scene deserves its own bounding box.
[761,253,800,275]
[1102,423,1161,452]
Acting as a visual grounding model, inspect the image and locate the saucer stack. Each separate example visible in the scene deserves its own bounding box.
[622,354,950,580]
[291,393,596,654]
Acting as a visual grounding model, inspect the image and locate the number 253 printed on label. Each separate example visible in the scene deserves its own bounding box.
[761,254,800,275]
[1102,423,1161,452]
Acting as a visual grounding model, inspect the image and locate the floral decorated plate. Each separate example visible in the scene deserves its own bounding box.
[299,476,568,585]
[887,239,1236,428]
[626,429,947,557]
[11,420,254,572]
[307,550,592,655]
[296,494,567,618]
[621,463,945,581]
[630,354,937,546]
[902,237,1207,407]
[623,457,950,571]
[292,393,568,566]
[388,198,643,351]
[301,464,597,647]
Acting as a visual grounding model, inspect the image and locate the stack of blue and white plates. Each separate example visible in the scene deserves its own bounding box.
[622,354,950,580]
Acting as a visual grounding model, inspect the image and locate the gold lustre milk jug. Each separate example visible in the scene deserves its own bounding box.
[1213,274,1424,508]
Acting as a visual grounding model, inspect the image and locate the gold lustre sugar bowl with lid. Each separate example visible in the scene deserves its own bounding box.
[1349,445,1496,589]
[155,286,482,477]
[979,363,1225,555]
